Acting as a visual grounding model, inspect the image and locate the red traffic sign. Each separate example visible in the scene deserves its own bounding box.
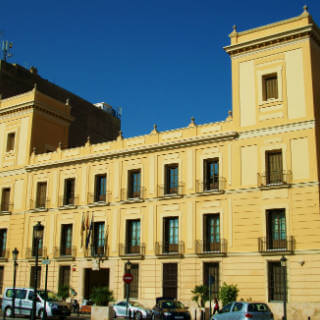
[123,273,133,284]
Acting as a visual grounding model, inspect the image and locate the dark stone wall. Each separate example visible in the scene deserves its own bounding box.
[0,60,121,148]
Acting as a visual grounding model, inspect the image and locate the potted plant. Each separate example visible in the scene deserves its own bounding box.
[191,285,209,320]
[90,286,114,320]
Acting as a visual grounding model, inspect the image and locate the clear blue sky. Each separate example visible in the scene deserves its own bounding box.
[1,0,319,138]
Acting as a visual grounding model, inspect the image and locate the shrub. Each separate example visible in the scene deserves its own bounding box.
[90,286,114,306]
[218,282,239,307]
[191,285,209,308]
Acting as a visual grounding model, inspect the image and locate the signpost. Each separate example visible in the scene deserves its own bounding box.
[42,258,51,320]
[123,272,133,319]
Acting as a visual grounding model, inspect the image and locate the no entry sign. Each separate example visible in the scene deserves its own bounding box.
[123,273,133,284]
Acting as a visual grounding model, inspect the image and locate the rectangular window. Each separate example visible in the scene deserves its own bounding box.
[6,133,15,152]
[204,159,219,191]
[30,266,41,289]
[63,178,75,205]
[126,220,141,254]
[266,150,283,185]
[1,188,10,212]
[0,266,4,294]
[61,224,73,256]
[36,182,47,208]
[94,174,106,202]
[59,266,70,288]
[92,222,105,256]
[0,229,7,258]
[163,263,177,299]
[267,209,286,250]
[268,261,285,301]
[32,225,44,257]
[263,73,278,100]
[124,264,139,299]
[128,170,141,198]
[203,214,220,252]
[203,262,219,297]
[165,164,179,194]
[164,217,179,253]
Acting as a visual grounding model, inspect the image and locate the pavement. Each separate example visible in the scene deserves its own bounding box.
[0,312,90,320]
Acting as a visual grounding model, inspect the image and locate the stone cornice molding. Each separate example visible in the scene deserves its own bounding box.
[26,131,239,171]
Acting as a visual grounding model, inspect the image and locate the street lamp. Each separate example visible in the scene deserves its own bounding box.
[125,260,132,319]
[31,222,44,320]
[280,255,287,320]
[12,248,19,319]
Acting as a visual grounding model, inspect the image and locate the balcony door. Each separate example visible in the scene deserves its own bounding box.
[267,209,286,250]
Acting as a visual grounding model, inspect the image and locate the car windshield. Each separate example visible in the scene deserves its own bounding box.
[38,291,61,302]
[161,301,185,309]
[131,302,145,308]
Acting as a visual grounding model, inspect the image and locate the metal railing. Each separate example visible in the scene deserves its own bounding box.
[258,171,292,188]
[53,246,77,258]
[26,247,47,259]
[87,192,110,204]
[258,236,294,254]
[0,203,13,213]
[155,241,184,256]
[84,245,108,258]
[157,184,184,197]
[120,187,145,201]
[119,243,145,257]
[30,199,49,210]
[59,195,79,207]
[195,178,226,193]
[195,239,227,256]
[0,249,9,259]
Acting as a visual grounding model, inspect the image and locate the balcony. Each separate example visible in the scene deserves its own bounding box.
[258,236,294,255]
[158,184,184,199]
[53,246,76,261]
[26,247,48,261]
[258,171,292,189]
[195,178,226,195]
[29,199,49,212]
[0,203,13,214]
[195,239,227,257]
[87,192,110,206]
[155,241,184,258]
[84,245,108,259]
[59,196,79,209]
[120,187,145,203]
[0,249,9,261]
[119,243,145,260]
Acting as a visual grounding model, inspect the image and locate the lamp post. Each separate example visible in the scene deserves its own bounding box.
[125,260,132,319]
[31,222,44,320]
[12,248,19,319]
[280,255,287,320]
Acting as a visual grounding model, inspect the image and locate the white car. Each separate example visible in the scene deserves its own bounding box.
[111,300,152,320]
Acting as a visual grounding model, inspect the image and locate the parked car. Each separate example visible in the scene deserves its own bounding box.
[211,301,274,320]
[152,297,191,320]
[1,287,71,318]
[111,300,152,320]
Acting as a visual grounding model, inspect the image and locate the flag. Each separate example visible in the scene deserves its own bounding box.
[85,214,93,249]
[80,213,85,248]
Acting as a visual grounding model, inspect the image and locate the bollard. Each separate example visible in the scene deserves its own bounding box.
[194,309,197,320]
[308,317,311,320]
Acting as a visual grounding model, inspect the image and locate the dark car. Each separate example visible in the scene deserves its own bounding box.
[152,297,191,320]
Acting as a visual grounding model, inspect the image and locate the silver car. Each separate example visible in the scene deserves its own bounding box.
[211,302,274,320]
[111,300,152,320]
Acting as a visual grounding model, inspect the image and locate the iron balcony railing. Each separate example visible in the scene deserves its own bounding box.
[0,203,13,213]
[59,195,79,207]
[53,246,77,258]
[84,245,108,258]
[87,192,110,204]
[258,170,292,188]
[155,241,184,257]
[119,243,145,257]
[195,239,227,256]
[120,187,145,201]
[158,184,184,198]
[0,249,9,259]
[25,247,47,259]
[30,199,49,210]
[195,178,226,193]
[258,236,294,255]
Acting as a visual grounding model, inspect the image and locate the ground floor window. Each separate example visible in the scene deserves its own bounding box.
[163,263,177,299]
[203,262,219,298]
[124,264,139,299]
[59,266,71,288]
[30,266,41,289]
[268,261,286,301]
[0,266,4,294]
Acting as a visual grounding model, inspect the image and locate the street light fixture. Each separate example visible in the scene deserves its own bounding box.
[31,222,44,320]
[280,255,287,320]
[12,248,19,319]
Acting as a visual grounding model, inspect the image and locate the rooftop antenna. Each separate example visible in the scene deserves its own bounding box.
[1,40,13,62]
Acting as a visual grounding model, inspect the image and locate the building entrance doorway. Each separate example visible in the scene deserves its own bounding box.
[84,268,109,299]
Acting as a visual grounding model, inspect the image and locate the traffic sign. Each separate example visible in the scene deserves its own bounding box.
[123,273,133,284]
[42,259,51,265]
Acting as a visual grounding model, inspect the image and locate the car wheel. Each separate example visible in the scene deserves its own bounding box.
[5,307,13,318]
[134,311,142,320]
[111,309,117,319]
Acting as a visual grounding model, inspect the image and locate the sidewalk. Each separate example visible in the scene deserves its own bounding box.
[0,312,90,320]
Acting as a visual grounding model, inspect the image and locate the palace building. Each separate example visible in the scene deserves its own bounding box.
[0,6,320,319]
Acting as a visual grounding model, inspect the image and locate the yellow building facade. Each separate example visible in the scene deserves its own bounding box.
[0,7,320,320]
